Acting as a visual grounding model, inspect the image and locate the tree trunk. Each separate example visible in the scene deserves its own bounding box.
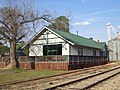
[10,41,19,68]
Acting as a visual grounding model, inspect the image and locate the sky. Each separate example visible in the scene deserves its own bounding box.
[34,0,120,42]
[1,0,120,42]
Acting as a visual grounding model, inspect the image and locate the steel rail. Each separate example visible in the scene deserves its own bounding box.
[0,65,108,87]
[46,66,120,90]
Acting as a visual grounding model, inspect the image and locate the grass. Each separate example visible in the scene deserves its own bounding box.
[0,68,66,84]
[109,60,120,63]
[0,61,119,85]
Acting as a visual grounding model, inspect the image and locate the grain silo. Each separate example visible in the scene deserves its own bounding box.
[107,23,120,61]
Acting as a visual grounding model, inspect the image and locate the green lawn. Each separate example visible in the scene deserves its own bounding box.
[0,68,66,84]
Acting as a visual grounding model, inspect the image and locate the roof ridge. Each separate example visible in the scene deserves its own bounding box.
[22,26,103,49]
[51,29,102,49]
[52,29,97,43]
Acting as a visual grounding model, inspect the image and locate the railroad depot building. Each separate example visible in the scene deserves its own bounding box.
[21,26,108,70]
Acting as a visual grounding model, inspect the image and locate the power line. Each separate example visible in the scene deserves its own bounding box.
[81,0,85,36]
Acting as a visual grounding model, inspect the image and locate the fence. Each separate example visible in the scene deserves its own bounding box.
[35,55,68,62]
[0,57,9,68]
[0,56,9,62]
[69,55,108,64]
[5,55,108,64]
[0,55,108,70]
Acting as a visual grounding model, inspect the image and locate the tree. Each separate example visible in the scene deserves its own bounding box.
[48,16,70,32]
[0,44,9,57]
[16,41,29,56]
[0,42,2,45]
[0,1,53,68]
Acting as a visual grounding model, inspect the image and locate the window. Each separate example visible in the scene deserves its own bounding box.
[100,51,103,56]
[78,48,83,56]
[43,44,62,55]
[100,51,106,56]
[93,50,96,56]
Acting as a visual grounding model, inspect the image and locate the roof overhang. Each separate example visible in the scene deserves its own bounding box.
[75,44,102,50]
[22,26,74,49]
[46,27,74,45]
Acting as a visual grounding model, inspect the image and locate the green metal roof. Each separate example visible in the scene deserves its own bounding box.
[98,42,106,50]
[22,26,105,50]
[52,29,103,49]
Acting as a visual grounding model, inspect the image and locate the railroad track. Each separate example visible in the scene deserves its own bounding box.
[0,63,118,89]
[46,66,120,90]
[0,64,115,88]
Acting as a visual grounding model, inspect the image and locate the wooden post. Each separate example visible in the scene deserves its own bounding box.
[56,55,58,62]
[2,57,3,62]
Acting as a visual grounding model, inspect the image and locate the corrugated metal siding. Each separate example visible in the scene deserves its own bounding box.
[108,39,120,61]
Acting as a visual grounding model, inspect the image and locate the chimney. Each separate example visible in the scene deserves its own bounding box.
[97,40,99,43]
[77,31,78,35]
[89,37,93,40]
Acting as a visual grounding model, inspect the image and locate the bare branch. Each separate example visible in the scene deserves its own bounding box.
[16,34,25,43]
[0,0,55,68]
[20,15,53,25]
[0,20,12,31]
[0,27,12,42]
